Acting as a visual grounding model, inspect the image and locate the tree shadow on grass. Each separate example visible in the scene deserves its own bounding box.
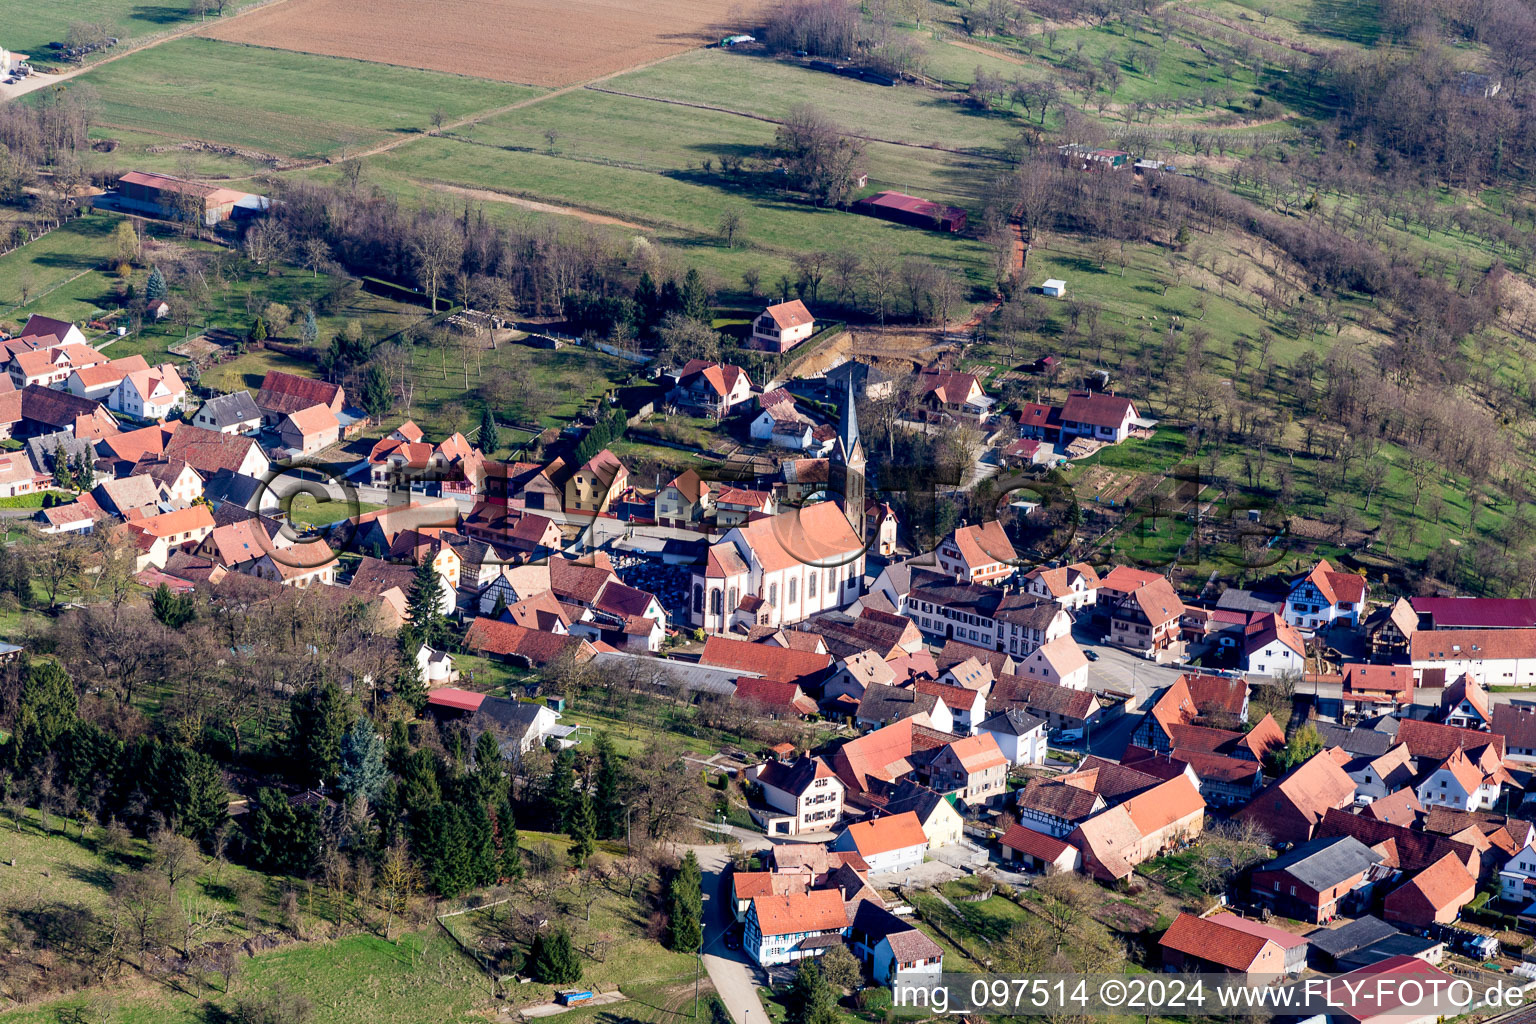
[61,859,119,894]
[130,5,196,24]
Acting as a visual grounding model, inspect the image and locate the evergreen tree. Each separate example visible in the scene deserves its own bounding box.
[490,591,509,619]
[53,440,73,490]
[529,927,582,984]
[465,799,498,888]
[247,786,320,874]
[72,453,94,489]
[542,747,577,831]
[787,961,839,1024]
[494,797,523,880]
[142,741,228,845]
[360,364,392,418]
[145,266,167,303]
[593,733,624,840]
[250,316,268,343]
[659,278,682,319]
[300,308,319,346]
[680,267,710,323]
[9,659,79,773]
[634,271,661,335]
[569,788,596,868]
[397,748,442,817]
[479,405,500,455]
[337,717,387,801]
[473,730,506,803]
[289,681,351,786]
[151,583,195,628]
[666,851,704,952]
[404,558,448,650]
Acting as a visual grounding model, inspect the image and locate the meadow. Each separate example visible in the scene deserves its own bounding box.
[3,0,269,68]
[0,213,123,323]
[80,38,543,162]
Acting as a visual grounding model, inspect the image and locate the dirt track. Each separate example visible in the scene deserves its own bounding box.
[419,181,646,229]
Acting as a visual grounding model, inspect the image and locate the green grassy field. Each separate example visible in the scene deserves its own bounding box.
[77,38,543,161]
[0,212,122,322]
[2,0,268,68]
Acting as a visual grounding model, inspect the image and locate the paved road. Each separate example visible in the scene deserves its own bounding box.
[687,836,773,1024]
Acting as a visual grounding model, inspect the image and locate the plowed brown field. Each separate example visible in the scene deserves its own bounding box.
[201,0,766,87]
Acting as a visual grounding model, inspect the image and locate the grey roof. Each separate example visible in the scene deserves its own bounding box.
[979,707,1047,737]
[881,780,950,822]
[835,374,859,463]
[826,360,892,390]
[24,430,95,476]
[203,470,265,513]
[590,649,737,695]
[876,555,936,598]
[1313,722,1394,758]
[195,391,261,429]
[470,695,546,742]
[1214,588,1286,615]
[1262,835,1384,893]
[1336,934,1442,972]
[1305,916,1401,958]
[857,682,939,724]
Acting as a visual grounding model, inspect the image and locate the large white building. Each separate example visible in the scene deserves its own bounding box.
[1411,628,1536,687]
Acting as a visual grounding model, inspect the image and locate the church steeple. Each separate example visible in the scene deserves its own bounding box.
[832,375,865,540]
[836,375,861,465]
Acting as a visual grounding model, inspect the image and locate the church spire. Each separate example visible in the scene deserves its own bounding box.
[836,374,860,463]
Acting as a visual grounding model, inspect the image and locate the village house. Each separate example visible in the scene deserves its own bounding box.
[667,359,753,417]
[66,355,148,402]
[751,755,845,836]
[825,360,894,402]
[655,469,713,529]
[1022,562,1101,611]
[829,717,953,805]
[1250,836,1387,925]
[1441,675,1492,730]
[463,616,597,669]
[1365,597,1419,657]
[1243,612,1306,676]
[1109,576,1185,653]
[1338,663,1416,720]
[277,404,340,457]
[1412,628,1536,687]
[735,678,818,718]
[1234,750,1359,845]
[9,342,106,389]
[933,521,1018,584]
[832,811,929,875]
[1494,704,1536,762]
[1382,853,1477,929]
[1159,912,1304,977]
[923,734,1008,809]
[917,367,992,419]
[248,539,337,588]
[1016,778,1107,837]
[749,389,826,452]
[1132,673,1249,749]
[745,889,849,967]
[426,689,578,756]
[0,384,120,442]
[1499,841,1536,903]
[866,500,898,556]
[1285,558,1368,630]
[0,451,45,498]
[1059,390,1142,444]
[1069,775,1205,882]
[130,456,203,506]
[999,823,1082,874]
[12,314,87,350]
[904,571,1072,657]
[854,683,952,733]
[880,781,965,848]
[254,370,344,427]
[1014,635,1091,690]
[977,707,1048,767]
[749,299,817,352]
[914,678,985,734]
[1316,807,1479,877]
[849,901,944,987]
[988,673,1102,736]
[564,448,628,515]
[109,363,187,420]
[192,391,263,435]
[1415,747,1510,812]
[714,486,776,528]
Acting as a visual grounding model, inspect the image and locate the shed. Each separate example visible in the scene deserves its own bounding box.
[1042,279,1067,298]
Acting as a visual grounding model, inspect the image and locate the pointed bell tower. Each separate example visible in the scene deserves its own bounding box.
[831,375,866,540]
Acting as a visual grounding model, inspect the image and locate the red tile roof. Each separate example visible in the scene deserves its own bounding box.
[752,889,847,936]
[701,634,832,684]
[428,687,486,712]
[1000,823,1072,862]
[1159,913,1274,972]
[841,811,928,856]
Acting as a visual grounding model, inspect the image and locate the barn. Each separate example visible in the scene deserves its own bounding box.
[851,191,967,233]
[114,171,266,227]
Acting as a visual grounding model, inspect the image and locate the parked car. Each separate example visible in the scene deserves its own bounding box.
[1083,649,1099,662]
[1054,729,1084,744]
